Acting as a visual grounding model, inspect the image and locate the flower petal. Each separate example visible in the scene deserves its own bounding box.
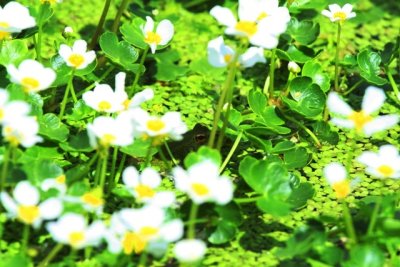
[210,6,237,27]
[362,86,385,115]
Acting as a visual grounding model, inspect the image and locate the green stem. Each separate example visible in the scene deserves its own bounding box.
[129,47,149,97]
[282,114,321,147]
[345,133,357,173]
[187,203,199,239]
[334,23,342,91]
[343,80,363,96]
[219,131,243,173]
[183,0,208,8]
[164,143,178,166]
[114,153,127,185]
[37,244,63,267]
[89,0,112,50]
[386,68,400,99]
[36,4,47,62]
[341,201,357,245]
[208,56,238,148]
[0,145,12,191]
[268,49,276,100]
[157,146,172,170]
[58,73,74,119]
[138,252,148,267]
[69,71,78,103]
[21,224,30,254]
[111,0,130,33]
[70,153,99,184]
[234,196,262,204]
[144,140,154,167]
[108,147,119,193]
[367,198,381,236]
[94,153,103,186]
[99,149,109,191]
[77,65,115,97]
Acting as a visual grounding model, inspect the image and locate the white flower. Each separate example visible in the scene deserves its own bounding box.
[64,188,104,215]
[106,206,183,255]
[2,116,42,147]
[64,26,73,33]
[7,59,56,93]
[87,115,134,148]
[127,88,154,109]
[0,89,30,124]
[172,160,234,205]
[131,109,187,142]
[207,36,235,68]
[210,0,290,49]
[83,72,128,113]
[41,174,67,195]
[327,86,399,136]
[0,2,36,40]
[46,213,105,249]
[323,162,350,199]
[59,39,96,69]
[322,3,356,22]
[0,181,62,228]
[122,166,175,207]
[239,46,266,68]
[288,61,301,73]
[141,16,174,54]
[174,239,207,263]
[357,145,400,179]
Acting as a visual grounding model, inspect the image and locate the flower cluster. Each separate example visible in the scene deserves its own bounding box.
[0,2,35,40]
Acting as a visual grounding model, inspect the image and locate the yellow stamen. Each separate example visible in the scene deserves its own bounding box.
[0,109,4,120]
[100,133,116,146]
[69,231,85,247]
[224,54,232,63]
[257,12,268,21]
[55,174,66,184]
[68,54,85,68]
[139,226,159,238]
[145,32,162,45]
[348,111,372,132]
[18,205,40,224]
[123,99,131,110]
[146,119,165,132]
[377,165,394,177]
[81,192,104,207]
[135,185,155,199]
[122,232,138,254]
[0,22,10,40]
[21,77,40,92]
[332,180,350,199]
[98,100,112,111]
[235,21,257,36]
[191,183,209,196]
[333,11,347,21]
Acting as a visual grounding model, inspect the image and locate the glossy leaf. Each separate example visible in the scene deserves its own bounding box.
[287,18,320,45]
[302,60,330,92]
[357,49,387,85]
[39,113,70,142]
[184,146,221,168]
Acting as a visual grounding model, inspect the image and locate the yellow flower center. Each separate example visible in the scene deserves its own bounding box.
[377,165,394,177]
[55,174,66,184]
[100,133,116,147]
[41,0,58,4]
[98,100,112,111]
[68,53,85,68]
[145,32,162,45]
[4,126,20,147]
[139,226,159,238]
[333,11,347,21]
[122,232,140,254]
[81,192,104,207]
[123,99,131,110]
[18,205,40,224]
[69,231,85,247]
[332,180,350,199]
[191,183,209,196]
[224,54,232,63]
[0,22,10,40]
[235,21,258,36]
[348,111,372,132]
[146,119,165,132]
[0,109,4,120]
[135,184,155,199]
[21,77,40,92]
[257,12,268,21]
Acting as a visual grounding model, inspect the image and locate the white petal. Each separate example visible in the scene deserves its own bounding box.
[249,32,279,49]
[115,72,126,93]
[160,219,183,242]
[157,19,174,45]
[213,177,234,205]
[0,192,18,216]
[39,198,63,219]
[174,239,207,263]
[342,4,354,14]
[72,40,88,54]
[129,88,154,108]
[324,162,347,185]
[210,6,237,27]
[363,115,399,136]
[150,191,175,208]
[141,167,161,188]
[362,86,386,115]
[143,16,154,34]
[330,118,355,129]
[14,181,39,205]
[327,92,353,116]
[58,44,72,62]
[239,47,266,68]
[357,152,378,167]
[122,166,140,187]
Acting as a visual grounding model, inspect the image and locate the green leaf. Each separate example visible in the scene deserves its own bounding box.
[256,196,292,216]
[312,121,339,145]
[287,18,320,45]
[120,138,155,158]
[282,77,326,118]
[99,31,140,73]
[120,18,148,50]
[248,90,267,115]
[153,50,188,81]
[2,253,32,267]
[357,49,387,85]
[208,220,237,244]
[276,45,316,63]
[283,147,309,169]
[39,113,70,142]
[343,245,385,267]
[189,57,225,77]
[287,182,315,209]
[23,159,63,184]
[50,55,72,86]
[302,60,330,92]
[59,131,93,152]
[18,146,64,165]
[214,202,243,226]
[271,141,296,153]
[184,146,221,168]
[253,107,291,134]
[65,100,96,128]
[0,40,33,66]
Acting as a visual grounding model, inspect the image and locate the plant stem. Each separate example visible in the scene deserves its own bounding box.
[94,152,103,186]
[208,56,238,148]
[78,65,115,97]
[0,145,12,191]
[345,133,357,173]
[234,196,262,204]
[138,252,148,267]
[112,0,130,33]
[37,244,63,267]
[144,140,154,167]
[108,147,119,193]
[89,0,112,50]
[268,49,277,100]
[334,23,342,91]
[36,4,47,62]
[343,80,363,96]
[367,198,381,236]
[69,70,78,103]
[164,143,178,166]
[114,153,127,185]
[386,68,400,99]
[58,72,74,119]
[282,114,321,147]
[99,149,109,191]
[341,201,357,245]
[129,47,149,97]
[21,224,30,254]
[187,203,199,239]
[157,146,172,170]
[219,131,243,173]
